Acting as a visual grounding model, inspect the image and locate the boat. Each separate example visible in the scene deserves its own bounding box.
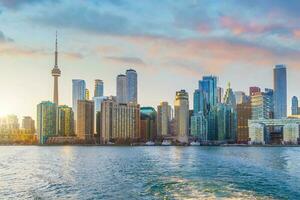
[145,141,155,146]
[161,140,171,146]
[107,141,115,145]
[190,141,201,146]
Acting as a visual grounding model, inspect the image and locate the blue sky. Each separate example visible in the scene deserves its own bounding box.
[0,0,300,119]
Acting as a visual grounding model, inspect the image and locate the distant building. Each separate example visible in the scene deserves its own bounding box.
[116,74,127,104]
[140,107,156,142]
[193,89,207,115]
[249,86,261,96]
[37,101,57,144]
[190,112,207,141]
[85,88,90,100]
[101,98,140,143]
[273,64,287,119]
[236,97,251,143]
[126,69,138,103]
[217,87,223,103]
[199,76,218,109]
[157,102,172,137]
[251,89,273,120]
[77,100,94,141]
[291,96,298,115]
[72,79,86,119]
[0,115,19,133]
[93,96,108,134]
[22,116,35,134]
[94,79,104,97]
[57,105,74,136]
[234,91,246,105]
[174,90,189,143]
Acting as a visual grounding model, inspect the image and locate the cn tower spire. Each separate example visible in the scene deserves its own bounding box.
[55,31,58,67]
[52,31,61,105]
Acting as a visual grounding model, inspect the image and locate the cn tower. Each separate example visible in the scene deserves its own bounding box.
[51,32,61,105]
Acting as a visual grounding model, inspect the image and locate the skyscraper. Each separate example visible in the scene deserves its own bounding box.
[174,90,189,143]
[140,107,157,142]
[37,101,57,144]
[51,32,61,105]
[200,76,218,109]
[291,96,299,115]
[193,89,206,115]
[72,79,86,118]
[236,95,251,144]
[85,89,90,100]
[157,102,172,137]
[249,86,261,96]
[22,116,35,134]
[116,74,127,103]
[191,112,207,141]
[251,89,274,120]
[126,69,138,103]
[77,100,94,141]
[273,64,287,119]
[94,79,104,97]
[57,105,74,136]
[93,96,108,134]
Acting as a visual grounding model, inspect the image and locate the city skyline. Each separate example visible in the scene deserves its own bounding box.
[2,0,300,120]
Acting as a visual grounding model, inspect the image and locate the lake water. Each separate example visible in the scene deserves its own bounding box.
[0,146,300,199]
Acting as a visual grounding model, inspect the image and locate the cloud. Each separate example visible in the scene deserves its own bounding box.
[0,0,59,9]
[0,30,13,42]
[104,56,146,67]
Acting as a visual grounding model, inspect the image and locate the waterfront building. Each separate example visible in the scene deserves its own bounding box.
[273,64,287,119]
[85,89,90,100]
[249,86,261,96]
[51,32,61,105]
[22,116,35,134]
[93,96,108,134]
[116,74,127,104]
[0,115,19,133]
[126,69,138,103]
[190,112,207,141]
[193,89,207,115]
[217,87,223,103]
[77,100,94,141]
[291,96,299,115]
[57,105,74,136]
[157,102,172,137]
[251,89,273,120]
[236,97,251,143]
[174,90,189,143]
[94,79,104,97]
[140,107,156,142]
[72,79,86,118]
[101,98,140,143]
[37,101,57,144]
[199,76,218,109]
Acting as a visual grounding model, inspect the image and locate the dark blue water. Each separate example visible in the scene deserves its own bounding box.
[0,146,299,199]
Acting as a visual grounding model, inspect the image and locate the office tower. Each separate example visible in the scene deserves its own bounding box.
[94,79,104,97]
[51,33,61,105]
[251,89,274,120]
[126,69,138,103]
[22,116,35,134]
[236,97,251,143]
[217,87,223,103]
[249,86,261,96]
[157,102,172,137]
[72,79,86,118]
[0,115,19,131]
[93,96,108,134]
[234,91,246,104]
[291,96,298,115]
[76,100,94,140]
[193,89,206,115]
[57,105,74,136]
[85,89,90,100]
[116,74,127,103]
[199,76,218,109]
[37,101,57,144]
[174,90,189,143]
[223,83,236,108]
[140,107,157,142]
[101,98,140,143]
[191,112,207,141]
[274,64,287,119]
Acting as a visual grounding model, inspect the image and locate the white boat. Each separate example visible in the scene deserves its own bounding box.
[161,140,171,146]
[145,141,155,146]
[107,141,115,145]
[190,141,201,146]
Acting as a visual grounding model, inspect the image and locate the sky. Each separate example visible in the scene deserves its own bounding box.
[1,0,300,120]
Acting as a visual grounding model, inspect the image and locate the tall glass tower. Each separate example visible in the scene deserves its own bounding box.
[72,79,86,117]
[273,64,287,119]
[291,96,298,115]
[94,79,104,97]
[116,74,127,104]
[126,69,137,103]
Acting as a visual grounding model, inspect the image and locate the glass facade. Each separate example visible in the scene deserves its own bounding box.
[273,64,287,119]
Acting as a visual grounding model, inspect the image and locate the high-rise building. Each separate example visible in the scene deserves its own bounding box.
[140,107,157,142]
[249,86,261,96]
[190,112,207,141]
[234,91,247,104]
[273,64,287,119]
[57,105,74,136]
[291,96,298,115]
[94,79,104,97]
[22,116,35,134]
[126,69,138,103]
[85,89,90,100]
[223,83,236,108]
[157,102,172,137]
[51,33,61,105]
[77,100,94,141]
[236,97,251,143]
[37,101,57,144]
[174,90,189,143]
[101,98,140,143]
[93,96,108,134]
[116,74,127,104]
[217,87,223,103]
[199,76,218,109]
[72,79,86,117]
[0,115,19,131]
[193,89,206,115]
[251,89,274,120]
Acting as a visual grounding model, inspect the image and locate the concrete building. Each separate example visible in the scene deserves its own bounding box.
[157,102,172,137]
[93,96,108,134]
[57,105,74,136]
[37,101,57,144]
[22,116,35,134]
[236,98,251,143]
[116,74,127,104]
[273,64,287,119]
[174,90,189,143]
[85,88,90,100]
[77,100,94,141]
[249,86,261,96]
